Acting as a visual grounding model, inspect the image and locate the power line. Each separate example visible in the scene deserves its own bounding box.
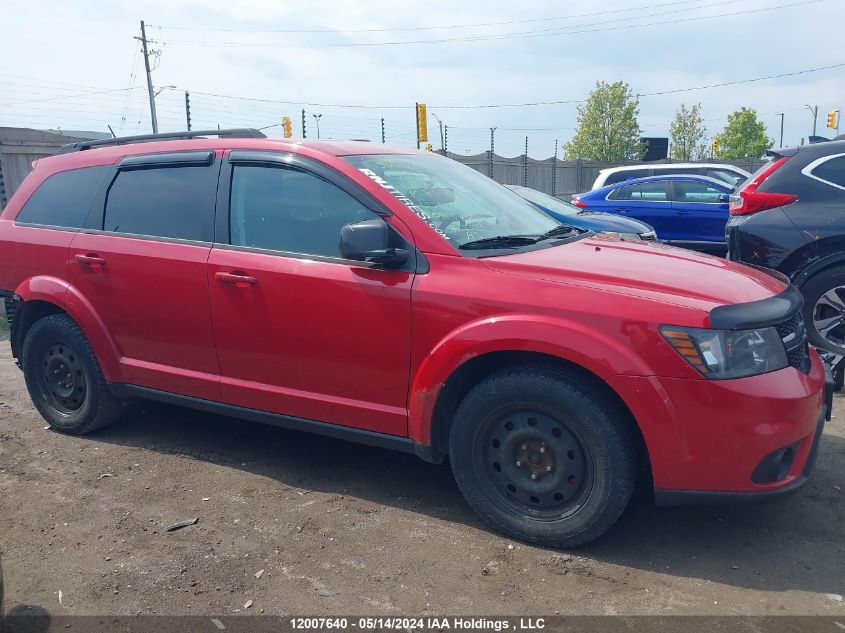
[154,0,821,48]
[147,0,713,33]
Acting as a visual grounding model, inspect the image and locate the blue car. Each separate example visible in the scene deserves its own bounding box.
[506,185,657,241]
[572,175,734,252]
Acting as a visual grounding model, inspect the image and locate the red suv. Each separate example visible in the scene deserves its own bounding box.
[0,130,832,547]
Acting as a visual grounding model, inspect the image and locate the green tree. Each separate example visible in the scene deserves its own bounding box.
[715,107,773,160]
[563,80,643,161]
[669,103,708,161]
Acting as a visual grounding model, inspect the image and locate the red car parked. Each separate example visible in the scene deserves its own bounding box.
[0,130,832,547]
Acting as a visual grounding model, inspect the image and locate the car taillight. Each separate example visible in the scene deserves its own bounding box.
[729,157,798,216]
[571,197,587,208]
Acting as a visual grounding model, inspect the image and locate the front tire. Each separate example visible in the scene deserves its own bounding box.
[449,366,637,548]
[22,313,122,434]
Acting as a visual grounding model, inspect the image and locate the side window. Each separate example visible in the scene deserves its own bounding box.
[103,165,217,241]
[672,180,725,203]
[16,166,110,229]
[706,168,746,188]
[810,156,845,189]
[229,165,377,258]
[605,169,647,185]
[613,181,669,202]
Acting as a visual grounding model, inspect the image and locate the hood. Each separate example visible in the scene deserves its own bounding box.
[573,210,653,234]
[482,234,786,314]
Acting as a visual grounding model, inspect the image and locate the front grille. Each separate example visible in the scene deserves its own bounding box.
[776,311,811,373]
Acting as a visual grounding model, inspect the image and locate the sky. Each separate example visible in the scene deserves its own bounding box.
[1,0,843,158]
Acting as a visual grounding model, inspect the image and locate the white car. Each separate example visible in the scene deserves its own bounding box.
[592,163,750,190]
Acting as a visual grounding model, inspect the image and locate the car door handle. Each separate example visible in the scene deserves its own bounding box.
[74,253,106,269]
[676,209,692,215]
[215,272,258,288]
[615,207,629,213]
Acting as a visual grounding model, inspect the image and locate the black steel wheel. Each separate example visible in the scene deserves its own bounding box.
[449,366,637,548]
[479,410,591,520]
[22,313,123,434]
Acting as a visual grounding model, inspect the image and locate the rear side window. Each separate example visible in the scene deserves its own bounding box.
[16,166,110,229]
[229,165,377,258]
[605,169,648,185]
[104,165,217,241]
[613,181,669,201]
[810,155,845,189]
[672,180,725,203]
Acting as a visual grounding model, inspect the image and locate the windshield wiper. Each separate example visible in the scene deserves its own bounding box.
[536,225,581,241]
[458,235,539,250]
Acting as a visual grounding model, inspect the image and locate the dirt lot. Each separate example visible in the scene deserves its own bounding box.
[0,330,843,618]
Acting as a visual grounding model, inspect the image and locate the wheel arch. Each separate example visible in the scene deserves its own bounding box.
[409,316,655,481]
[11,276,121,379]
[787,238,845,288]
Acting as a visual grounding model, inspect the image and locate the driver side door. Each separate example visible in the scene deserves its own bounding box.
[207,151,414,436]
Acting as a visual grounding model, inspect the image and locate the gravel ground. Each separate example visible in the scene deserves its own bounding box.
[0,330,843,617]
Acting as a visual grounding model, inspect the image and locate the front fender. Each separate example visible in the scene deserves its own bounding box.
[14,276,122,380]
[408,314,653,446]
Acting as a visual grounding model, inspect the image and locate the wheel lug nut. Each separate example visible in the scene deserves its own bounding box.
[515,460,522,467]
[520,444,527,451]
[530,473,537,480]
[546,465,552,472]
[539,447,545,454]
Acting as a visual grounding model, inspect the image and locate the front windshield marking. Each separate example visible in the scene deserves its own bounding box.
[345,154,560,249]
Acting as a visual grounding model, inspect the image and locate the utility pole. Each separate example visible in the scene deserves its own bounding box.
[184,91,192,131]
[381,118,385,143]
[806,104,818,136]
[415,102,421,150]
[552,139,558,197]
[444,125,448,155]
[523,136,528,186]
[488,127,496,178]
[312,113,322,139]
[776,112,784,147]
[139,21,158,134]
[301,108,306,138]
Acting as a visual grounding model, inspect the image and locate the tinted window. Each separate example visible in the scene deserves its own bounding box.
[104,165,217,241]
[605,169,648,185]
[672,180,725,203]
[705,168,746,188]
[811,156,845,188]
[230,165,377,257]
[613,181,669,201]
[16,166,110,229]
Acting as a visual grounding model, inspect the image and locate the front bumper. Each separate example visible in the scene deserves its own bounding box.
[609,354,830,501]
[654,371,831,506]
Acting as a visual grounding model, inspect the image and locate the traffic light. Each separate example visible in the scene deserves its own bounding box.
[416,103,428,143]
[282,116,292,138]
[827,110,838,129]
[425,143,433,152]
[712,137,721,155]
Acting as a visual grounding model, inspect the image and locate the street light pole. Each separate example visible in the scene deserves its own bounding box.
[806,104,818,136]
[776,112,784,147]
[312,113,322,139]
[431,113,445,155]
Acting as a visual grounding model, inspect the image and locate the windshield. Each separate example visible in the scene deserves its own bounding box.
[343,154,559,248]
[508,185,578,217]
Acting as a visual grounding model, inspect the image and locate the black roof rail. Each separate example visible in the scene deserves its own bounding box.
[56,128,267,154]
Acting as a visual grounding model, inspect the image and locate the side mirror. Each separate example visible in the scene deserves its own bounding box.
[718,193,730,203]
[340,218,409,267]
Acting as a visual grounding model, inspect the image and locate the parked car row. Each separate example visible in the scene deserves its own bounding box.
[0,130,833,549]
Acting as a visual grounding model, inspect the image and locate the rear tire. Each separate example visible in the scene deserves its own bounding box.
[802,266,845,355]
[449,366,638,548]
[22,313,122,434]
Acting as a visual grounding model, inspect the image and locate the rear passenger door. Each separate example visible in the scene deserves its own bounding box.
[207,151,413,436]
[608,181,674,239]
[68,151,222,401]
[669,179,729,245]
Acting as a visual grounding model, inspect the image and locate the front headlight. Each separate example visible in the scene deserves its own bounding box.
[661,326,788,379]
